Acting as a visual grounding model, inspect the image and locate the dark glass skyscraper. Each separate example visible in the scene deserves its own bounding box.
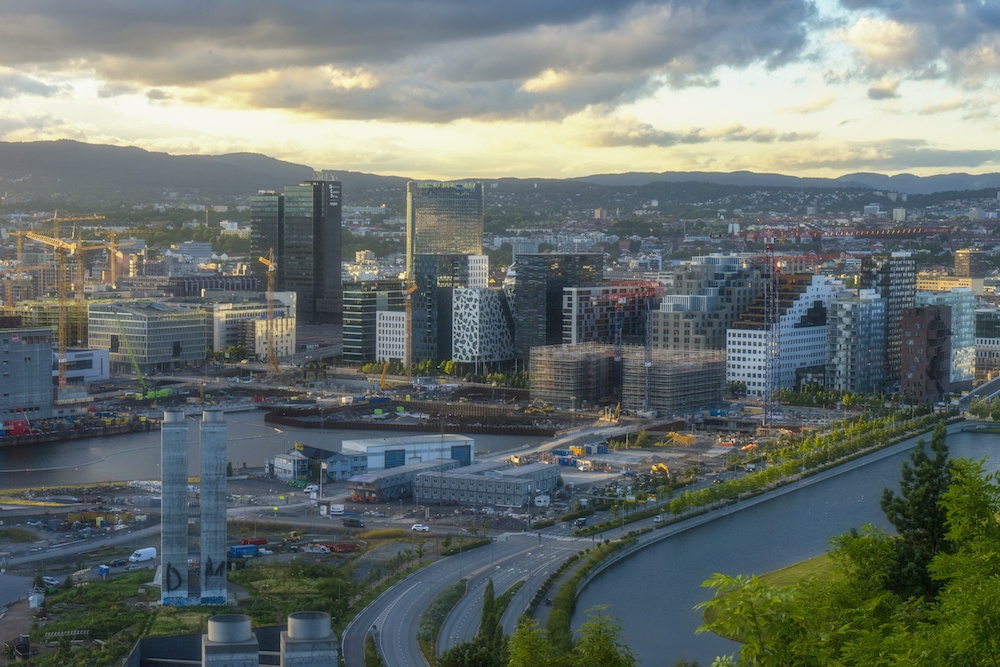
[249,179,343,324]
[511,253,603,363]
[405,181,484,279]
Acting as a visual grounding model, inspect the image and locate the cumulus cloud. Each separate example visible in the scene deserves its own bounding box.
[786,138,1000,171]
[0,0,819,122]
[591,119,818,147]
[834,2,1000,87]
[145,88,171,101]
[0,71,64,99]
[777,94,837,114]
[867,77,900,99]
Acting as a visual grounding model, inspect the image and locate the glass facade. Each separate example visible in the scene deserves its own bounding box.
[248,181,342,324]
[405,182,483,279]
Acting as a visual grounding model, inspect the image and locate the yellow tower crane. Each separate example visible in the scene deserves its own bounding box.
[25,231,112,385]
[257,249,281,376]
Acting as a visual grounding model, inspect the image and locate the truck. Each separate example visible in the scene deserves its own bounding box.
[302,544,331,554]
[128,547,157,563]
[241,537,268,546]
[330,504,345,515]
[228,544,259,559]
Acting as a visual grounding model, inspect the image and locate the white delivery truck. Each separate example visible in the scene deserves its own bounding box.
[128,547,157,563]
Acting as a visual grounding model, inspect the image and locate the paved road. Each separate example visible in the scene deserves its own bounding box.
[343,533,573,667]
[436,534,582,653]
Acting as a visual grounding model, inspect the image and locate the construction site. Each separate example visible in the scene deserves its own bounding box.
[529,343,726,417]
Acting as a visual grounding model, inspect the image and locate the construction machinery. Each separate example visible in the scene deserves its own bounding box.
[257,249,281,376]
[25,230,112,385]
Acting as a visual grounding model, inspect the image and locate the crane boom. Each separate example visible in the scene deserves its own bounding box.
[258,250,280,376]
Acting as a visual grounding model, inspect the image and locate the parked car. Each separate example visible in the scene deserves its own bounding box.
[41,576,60,588]
[410,523,430,532]
[109,558,128,567]
[573,518,587,528]
[125,563,146,571]
[258,548,273,556]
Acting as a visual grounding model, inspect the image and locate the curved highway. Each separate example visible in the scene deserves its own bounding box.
[343,532,582,667]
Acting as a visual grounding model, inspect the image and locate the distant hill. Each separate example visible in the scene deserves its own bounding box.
[575,170,1000,195]
[576,170,873,190]
[0,140,409,203]
[1,140,998,204]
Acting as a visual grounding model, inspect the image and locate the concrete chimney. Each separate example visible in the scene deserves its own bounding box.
[281,611,337,666]
[202,614,259,667]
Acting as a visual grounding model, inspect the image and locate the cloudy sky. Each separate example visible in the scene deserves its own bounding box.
[0,0,998,179]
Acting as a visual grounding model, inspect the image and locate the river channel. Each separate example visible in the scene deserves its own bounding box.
[0,410,546,490]
[572,428,1000,666]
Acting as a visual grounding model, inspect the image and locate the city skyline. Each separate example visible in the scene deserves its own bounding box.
[0,1,997,180]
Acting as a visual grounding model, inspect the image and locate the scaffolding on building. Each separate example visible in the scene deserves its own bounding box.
[622,346,725,416]
[529,342,724,416]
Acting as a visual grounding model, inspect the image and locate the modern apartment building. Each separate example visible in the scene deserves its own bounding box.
[451,287,515,366]
[955,248,991,279]
[825,289,886,393]
[916,288,976,391]
[651,254,764,352]
[858,252,915,386]
[901,305,951,404]
[726,274,840,397]
[249,178,343,324]
[405,181,484,280]
[975,308,1000,384]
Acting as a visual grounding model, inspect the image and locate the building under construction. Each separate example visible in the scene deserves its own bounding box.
[529,342,725,414]
[529,343,615,409]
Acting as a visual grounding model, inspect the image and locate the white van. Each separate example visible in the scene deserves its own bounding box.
[128,547,157,563]
[304,484,319,494]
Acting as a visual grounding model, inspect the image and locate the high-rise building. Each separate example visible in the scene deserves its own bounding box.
[651,254,764,352]
[405,181,484,279]
[916,288,976,391]
[901,306,951,404]
[955,248,991,278]
[509,253,603,362]
[408,254,488,364]
[975,308,1000,384]
[249,179,343,324]
[452,288,515,366]
[0,326,54,422]
[342,280,406,364]
[859,251,915,386]
[825,289,886,393]
[726,274,839,397]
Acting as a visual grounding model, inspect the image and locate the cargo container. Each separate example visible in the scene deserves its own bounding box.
[241,537,268,546]
[596,444,609,454]
[228,544,259,559]
[551,449,571,457]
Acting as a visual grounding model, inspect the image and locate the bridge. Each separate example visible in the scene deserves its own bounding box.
[958,375,1000,411]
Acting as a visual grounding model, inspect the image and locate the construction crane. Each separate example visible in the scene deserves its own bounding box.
[113,311,149,397]
[257,249,280,376]
[402,281,418,376]
[762,239,781,430]
[25,230,112,385]
[95,229,139,288]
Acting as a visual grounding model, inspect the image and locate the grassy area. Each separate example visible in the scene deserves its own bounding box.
[418,580,468,666]
[0,527,38,542]
[698,553,834,628]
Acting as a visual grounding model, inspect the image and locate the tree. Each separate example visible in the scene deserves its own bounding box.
[573,606,637,667]
[879,420,952,599]
[507,618,564,667]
